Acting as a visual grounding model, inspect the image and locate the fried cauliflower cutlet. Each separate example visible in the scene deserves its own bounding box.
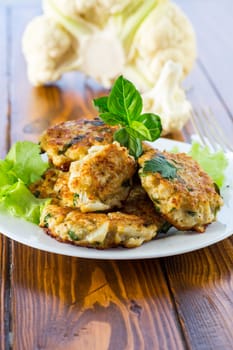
[32,143,137,212]
[138,149,223,232]
[120,185,171,234]
[39,185,168,249]
[68,142,137,212]
[29,168,75,207]
[39,118,118,170]
[29,168,58,200]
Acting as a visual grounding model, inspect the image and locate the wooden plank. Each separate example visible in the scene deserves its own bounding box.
[17,73,107,142]
[183,63,233,141]
[11,244,186,349]
[0,6,9,157]
[0,236,10,350]
[162,238,233,349]
[0,6,10,350]
[176,0,233,119]
[9,4,42,144]
[9,6,186,349]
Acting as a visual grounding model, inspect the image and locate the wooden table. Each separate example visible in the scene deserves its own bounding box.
[1,1,233,349]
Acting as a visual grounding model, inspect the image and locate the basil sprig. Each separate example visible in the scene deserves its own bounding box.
[93,76,162,158]
[143,155,178,179]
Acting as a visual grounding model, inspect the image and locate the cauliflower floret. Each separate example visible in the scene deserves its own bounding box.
[131,1,196,86]
[44,0,78,19]
[75,0,131,18]
[22,16,77,86]
[142,60,192,135]
[75,0,131,14]
[45,0,131,28]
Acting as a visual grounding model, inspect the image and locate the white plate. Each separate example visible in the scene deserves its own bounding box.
[0,138,233,259]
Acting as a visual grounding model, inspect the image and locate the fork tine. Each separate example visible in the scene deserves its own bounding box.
[202,107,233,152]
[190,109,206,146]
[198,108,221,151]
[191,109,219,151]
[190,108,233,152]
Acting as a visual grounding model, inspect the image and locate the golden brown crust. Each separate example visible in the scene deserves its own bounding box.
[138,149,223,232]
[68,142,137,212]
[31,166,168,248]
[31,143,137,212]
[29,168,75,208]
[29,168,59,200]
[39,185,167,249]
[39,117,119,169]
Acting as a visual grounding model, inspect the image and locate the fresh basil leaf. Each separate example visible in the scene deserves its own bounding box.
[92,75,162,158]
[136,113,162,141]
[93,96,109,113]
[113,128,129,148]
[143,155,177,179]
[98,112,125,126]
[114,128,142,158]
[128,134,143,159]
[129,121,151,140]
[108,75,142,124]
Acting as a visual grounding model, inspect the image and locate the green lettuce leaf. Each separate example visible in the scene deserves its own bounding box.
[0,159,17,188]
[0,180,49,224]
[189,142,228,188]
[0,141,50,223]
[6,141,49,185]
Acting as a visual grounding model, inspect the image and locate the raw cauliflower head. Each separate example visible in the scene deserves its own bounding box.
[22,16,77,86]
[142,60,192,135]
[131,0,197,85]
[22,0,197,96]
[46,0,131,27]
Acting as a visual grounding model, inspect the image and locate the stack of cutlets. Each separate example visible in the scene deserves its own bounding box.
[30,118,223,249]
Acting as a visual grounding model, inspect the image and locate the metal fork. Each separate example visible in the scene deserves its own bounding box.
[190,108,233,152]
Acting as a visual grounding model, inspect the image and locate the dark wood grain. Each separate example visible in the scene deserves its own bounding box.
[0,6,8,157]
[0,7,10,350]
[0,236,9,350]
[162,238,233,349]
[11,244,186,349]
